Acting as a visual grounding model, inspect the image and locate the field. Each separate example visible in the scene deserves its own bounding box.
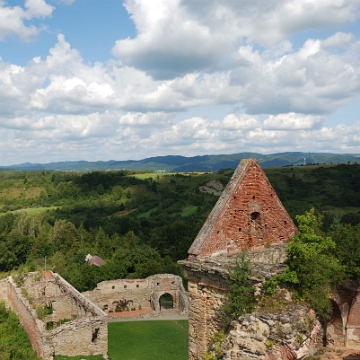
[108,320,188,360]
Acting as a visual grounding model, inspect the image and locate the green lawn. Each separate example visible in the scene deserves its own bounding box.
[108,320,188,360]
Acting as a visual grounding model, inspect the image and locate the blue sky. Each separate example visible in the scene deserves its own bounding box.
[0,0,360,165]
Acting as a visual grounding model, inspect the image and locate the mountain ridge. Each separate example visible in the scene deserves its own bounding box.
[1,152,359,172]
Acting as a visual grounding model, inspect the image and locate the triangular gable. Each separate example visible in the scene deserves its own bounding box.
[188,159,297,258]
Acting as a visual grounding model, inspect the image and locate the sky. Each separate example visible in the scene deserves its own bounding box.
[0,0,360,166]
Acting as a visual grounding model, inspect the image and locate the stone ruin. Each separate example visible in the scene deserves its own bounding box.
[180,158,360,360]
[83,273,188,316]
[1,270,107,360]
[0,271,188,359]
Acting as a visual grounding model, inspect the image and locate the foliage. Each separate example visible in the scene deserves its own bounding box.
[330,223,360,279]
[0,164,359,295]
[282,209,344,321]
[36,302,52,320]
[0,301,40,360]
[223,252,255,321]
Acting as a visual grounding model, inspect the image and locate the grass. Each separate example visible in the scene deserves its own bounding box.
[108,320,188,360]
[129,172,177,180]
[13,206,59,214]
[138,206,159,218]
[181,206,198,217]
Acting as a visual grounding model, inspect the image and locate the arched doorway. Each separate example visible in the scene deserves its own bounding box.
[159,293,173,310]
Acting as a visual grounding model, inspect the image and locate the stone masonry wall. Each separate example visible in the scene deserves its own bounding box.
[0,278,9,307]
[48,316,107,358]
[221,306,321,360]
[7,271,107,360]
[344,289,360,349]
[187,269,228,359]
[7,276,47,358]
[83,274,188,314]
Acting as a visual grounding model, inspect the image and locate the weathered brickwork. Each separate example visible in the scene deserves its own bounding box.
[189,159,297,258]
[83,274,188,314]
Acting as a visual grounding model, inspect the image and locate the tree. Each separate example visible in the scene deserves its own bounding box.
[223,251,255,320]
[330,223,360,279]
[50,220,79,254]
[284,209,344,322]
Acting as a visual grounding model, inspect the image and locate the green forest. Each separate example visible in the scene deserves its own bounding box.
[0,163,359,292]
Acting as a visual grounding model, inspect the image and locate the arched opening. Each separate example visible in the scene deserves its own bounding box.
[159,293,173,310]
[327,300,344,346]
[250,211,262,231]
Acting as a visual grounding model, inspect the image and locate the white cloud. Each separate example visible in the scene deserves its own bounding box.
[0,0,53,41]
[25,0,53,18]
[263,113,325,130]
[112,0,360,79]
[322,32,353,48]
[1,1,360,165]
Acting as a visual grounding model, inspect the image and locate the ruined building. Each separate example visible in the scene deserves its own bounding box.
[0,272,188,360]
[83,273,188,315]
[180,158,360,360]
[0,270,108,360]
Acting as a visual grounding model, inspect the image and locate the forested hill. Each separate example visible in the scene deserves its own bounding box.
[1,152,359,172]
[0,163,359,292]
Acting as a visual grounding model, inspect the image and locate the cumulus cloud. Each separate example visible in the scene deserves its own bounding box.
[1,1,360,165]
[263,113,325,130]
[112,0,360,79]
[0,0,54,41]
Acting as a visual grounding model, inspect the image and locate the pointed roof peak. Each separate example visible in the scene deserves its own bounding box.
[188,158,297,259]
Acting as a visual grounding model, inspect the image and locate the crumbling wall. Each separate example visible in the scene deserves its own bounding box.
[83,274,188,314]
[47,317,107,358]
[7,271,108,360]
[344,289,360,350]
[7,276,47,358]
[186,269,228,359]
[0,278,9,307]
[221,307,321,360]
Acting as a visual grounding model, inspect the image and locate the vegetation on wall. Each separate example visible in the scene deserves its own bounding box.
[223,251,255,320]
[273,209,344,322]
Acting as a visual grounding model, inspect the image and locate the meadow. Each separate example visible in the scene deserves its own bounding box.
[108,320,188,360]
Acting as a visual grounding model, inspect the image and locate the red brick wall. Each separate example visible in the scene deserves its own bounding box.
[189,159,297,258]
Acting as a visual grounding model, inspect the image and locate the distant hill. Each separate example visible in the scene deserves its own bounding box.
[1,152,359,172]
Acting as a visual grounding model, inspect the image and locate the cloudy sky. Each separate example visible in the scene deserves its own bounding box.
[0,0,360,165]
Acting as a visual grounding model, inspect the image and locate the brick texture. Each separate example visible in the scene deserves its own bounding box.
[188,159,297,258]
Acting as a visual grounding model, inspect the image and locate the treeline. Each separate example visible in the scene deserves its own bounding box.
[0,164,359,292]
[0,169,224,290]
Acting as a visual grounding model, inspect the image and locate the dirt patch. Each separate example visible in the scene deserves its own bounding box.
[108,308,153,318]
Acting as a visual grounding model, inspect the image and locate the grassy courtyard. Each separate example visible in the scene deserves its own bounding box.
[108,320,188,360]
